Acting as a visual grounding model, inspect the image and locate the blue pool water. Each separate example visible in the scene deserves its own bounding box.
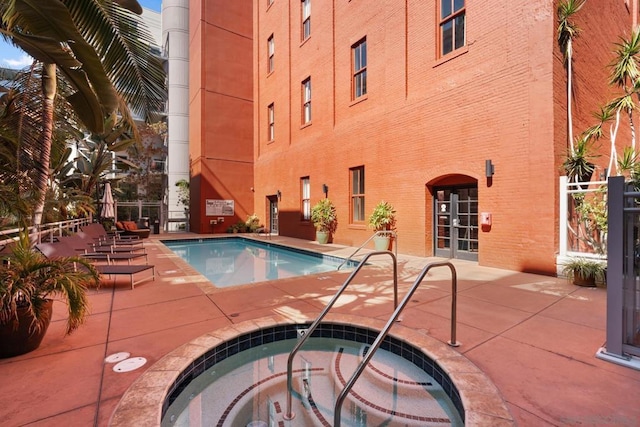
[161,325,464,427]
[163,238,351,288]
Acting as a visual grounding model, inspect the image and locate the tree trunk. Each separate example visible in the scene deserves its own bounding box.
[32,63,57,229]
[567,39,574,155]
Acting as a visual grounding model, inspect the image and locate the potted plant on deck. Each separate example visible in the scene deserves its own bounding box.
[561,257,606,287]
[368,201,396,251]
[0,232,100,358]
[310,198,337,244]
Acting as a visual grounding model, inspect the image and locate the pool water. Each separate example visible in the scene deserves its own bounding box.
[163,238,351,288]
[162,337,463,427]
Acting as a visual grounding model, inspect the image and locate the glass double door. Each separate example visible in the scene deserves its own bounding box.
[434,186,478,261]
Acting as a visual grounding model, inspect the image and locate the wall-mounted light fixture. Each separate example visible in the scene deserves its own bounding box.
[277,190,282,200]
[322,184,329,197]
[485,160,495,178]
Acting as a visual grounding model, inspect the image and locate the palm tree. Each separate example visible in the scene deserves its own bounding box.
[609,29,640,155]
[0,0,166,229]
[557,0,586,155]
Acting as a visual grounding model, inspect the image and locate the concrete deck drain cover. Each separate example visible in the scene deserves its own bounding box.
[104,352,131,363]
[113,357,147,373]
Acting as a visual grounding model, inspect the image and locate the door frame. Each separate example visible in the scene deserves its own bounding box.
[433,185,478,261]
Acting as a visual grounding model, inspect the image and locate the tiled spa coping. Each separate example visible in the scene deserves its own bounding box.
[109,314,514,426]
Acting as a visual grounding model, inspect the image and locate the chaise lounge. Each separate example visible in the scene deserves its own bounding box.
[115,221,151,239]
[36,241,155,290]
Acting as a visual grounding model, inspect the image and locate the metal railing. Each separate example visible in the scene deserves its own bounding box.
[0,218,91,248]
[284,257,459,424]
[336,230,397,270]
[284,251,398,420]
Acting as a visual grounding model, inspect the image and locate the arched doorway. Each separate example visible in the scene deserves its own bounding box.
[432,177,478,261]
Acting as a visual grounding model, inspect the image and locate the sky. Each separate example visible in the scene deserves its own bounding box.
[0,0,162,70]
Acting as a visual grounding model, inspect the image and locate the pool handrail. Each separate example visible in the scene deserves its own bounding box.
[336,230,397,270]
[333,260,458,425]
[284,250,398,420]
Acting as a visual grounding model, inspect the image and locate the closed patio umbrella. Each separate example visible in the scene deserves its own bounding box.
[101,182,115,219]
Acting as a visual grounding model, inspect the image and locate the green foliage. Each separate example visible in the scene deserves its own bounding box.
[368,201,396,231]
[557,0,586,63]
[175,179,190,210]
[310,199,337,233]
[572,187,608,255]
[245,214,261,232]
[563,136,596,182]
[0,231,100,335]
[561,257,606,284]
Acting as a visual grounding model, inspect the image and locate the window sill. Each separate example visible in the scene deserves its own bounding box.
[300,36,311,48]
[300,121,312,129]
[349,94,368,107]
[433,46,468,68]
[267,70,274,77]
[348,224,367,230]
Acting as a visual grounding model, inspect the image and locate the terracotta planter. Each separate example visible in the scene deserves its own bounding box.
[373,235,391,251]
[316,231,329,244]
[573,272,596,287]
[0,299,53,358]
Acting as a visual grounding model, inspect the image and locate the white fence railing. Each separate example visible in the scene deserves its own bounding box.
[0,218,91,248]
[558,176,608,272]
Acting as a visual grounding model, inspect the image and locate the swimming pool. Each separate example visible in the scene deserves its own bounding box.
[162,238,353,287]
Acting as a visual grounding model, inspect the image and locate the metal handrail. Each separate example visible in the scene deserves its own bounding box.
[336,230,397,270]
[284,251,398,420]
[333,260,458,425]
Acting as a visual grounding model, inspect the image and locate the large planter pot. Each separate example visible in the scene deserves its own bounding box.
[316,231,330,244]
[373,235,391,251]
[0,299,53,358]
[573,272,596,287]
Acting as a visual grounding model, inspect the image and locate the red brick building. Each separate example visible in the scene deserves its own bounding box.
[189,1,633,274]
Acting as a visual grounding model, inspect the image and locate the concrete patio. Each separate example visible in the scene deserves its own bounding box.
[1,233,639,426]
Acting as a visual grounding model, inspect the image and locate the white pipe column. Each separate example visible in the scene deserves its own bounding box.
[162,0,190,230]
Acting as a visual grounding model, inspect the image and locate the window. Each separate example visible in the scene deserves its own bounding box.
[350,166,365,223]
[352,38,367,99]
[268,0,273,6]
[439,0,465,56]
[268,103,275,141]
[301,0,311,40]
[267,34,275,73]
[301,177,310,220]
[302,77,311,124]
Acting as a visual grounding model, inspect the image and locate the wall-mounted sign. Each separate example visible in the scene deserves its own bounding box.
[206,199,234,216]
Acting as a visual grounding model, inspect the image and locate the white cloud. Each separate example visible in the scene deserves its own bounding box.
[3,54,33,69]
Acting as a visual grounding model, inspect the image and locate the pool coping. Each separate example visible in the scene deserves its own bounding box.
[109,313,514,426]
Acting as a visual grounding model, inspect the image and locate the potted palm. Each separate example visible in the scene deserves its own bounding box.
[368,201,396,251]
[561,257,606,287]
[0,232,100,358]
[310,198,337,244]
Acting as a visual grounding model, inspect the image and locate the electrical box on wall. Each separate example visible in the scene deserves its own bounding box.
[480,212,492,226]
[210,219,217,225]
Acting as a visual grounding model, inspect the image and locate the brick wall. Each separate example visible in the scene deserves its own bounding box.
[243,0,631,274]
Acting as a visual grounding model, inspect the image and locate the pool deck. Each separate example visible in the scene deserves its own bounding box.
[1,233,640,426]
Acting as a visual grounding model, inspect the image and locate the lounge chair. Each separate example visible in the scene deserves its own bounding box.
[75,230,145,253]
[81,223,145,244]
[57,235,148,265]
[36,241,155,290]
[115,221,151,239]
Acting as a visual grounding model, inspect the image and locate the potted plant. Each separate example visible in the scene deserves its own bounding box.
[0,232,100,358]
[368,201,396,251]
[310,198,337,244]
[561,257,606,287]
